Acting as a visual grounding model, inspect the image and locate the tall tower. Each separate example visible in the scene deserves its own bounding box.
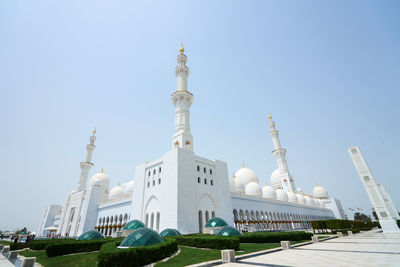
[171,43,194,151]
[268,114,296,192]
[348,146,399,232]
[76,128,96,191]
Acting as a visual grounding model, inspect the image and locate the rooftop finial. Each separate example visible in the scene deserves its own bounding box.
[93,126,96,135]
[242,162,245,168]
[101,168,104,173]
[268,112,272,120]
[179,42,184,53]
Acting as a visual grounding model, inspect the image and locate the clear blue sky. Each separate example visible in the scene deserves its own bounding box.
[1,0,399,231]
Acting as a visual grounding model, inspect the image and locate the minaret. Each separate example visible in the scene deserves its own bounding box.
[268,114,296,192]
[76,128,96,191]
[171,43,194,151]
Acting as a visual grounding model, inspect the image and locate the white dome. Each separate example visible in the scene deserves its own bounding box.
[287,191,298,203]
[262,185,277,199]
[109,184,124,200]
[124,181,134,195]
[232,177,245,193]
[235,167,259,186]
[304,195,313,205]
[270,169,281,186]
[296,193,306,204]
[276,189,288,201]
[313,185,329,199]
[89,171,110,187]
[245,181,262,197]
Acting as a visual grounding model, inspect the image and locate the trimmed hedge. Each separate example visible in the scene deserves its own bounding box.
[312,219,378,232]
[174,235,239,250]
[239,231,312,243]
[46,239,108,257]
[98,239,178,267]
[10,243,30,250]
[29,239,72,250]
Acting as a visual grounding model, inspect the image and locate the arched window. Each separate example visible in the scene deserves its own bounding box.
[159,167,162,173]
[145,213,149,226]
[198,211,203,233]
[210,169,213,175]
[203,167,206,173]
[150,213,154,229]
[212,211,215,218]
[211,180,213,186]
[156,212,160,232]
[198,177,200,183]
[153,180,155,186]
[205,211,209,223]
[204,178,207,184]
[148,171,151,177]
[158,178,161,184]
[153,169,156,175]
[197,166,200,172]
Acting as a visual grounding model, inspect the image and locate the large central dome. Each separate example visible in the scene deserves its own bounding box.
[234,167,259,185]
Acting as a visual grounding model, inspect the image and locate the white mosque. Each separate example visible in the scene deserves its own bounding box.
[38,45,345,237]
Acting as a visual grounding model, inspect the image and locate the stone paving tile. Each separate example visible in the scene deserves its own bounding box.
[221,230,400,267]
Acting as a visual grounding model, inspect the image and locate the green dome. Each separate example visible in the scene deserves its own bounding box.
[216,226,242,236]
[122,219,145,230]
[205,217,228,228]
[160,228,181,237]
[77,230,105,241]
[120,228,163,247]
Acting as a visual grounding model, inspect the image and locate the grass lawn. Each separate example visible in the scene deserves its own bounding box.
[19,250,99,267]
[157,241,310,267]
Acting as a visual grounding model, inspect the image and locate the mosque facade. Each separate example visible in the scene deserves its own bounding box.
[38,46,345,237]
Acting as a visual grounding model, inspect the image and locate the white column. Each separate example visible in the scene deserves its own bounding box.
[268,114,296,192]
[77,129,96,191]
[348,146,399,232]
[171,44,194,151]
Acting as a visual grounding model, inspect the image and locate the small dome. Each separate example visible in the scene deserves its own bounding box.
[296,188,303,194]
[109,184,124,200]
[205,217,228,228]
[123,220,145,230]
[77,230,104,241]
[124,181,134,195]
[216,226,242,236]
[317,199,325,207]
[287,191,298,203]
[232,177,245,193]
[245,181,262,197]
[160,228,181,237]
[120,228,163,248]
[304,195,313,205]
[296,193,306,204]
[270,169,281,186]
[262,185,277,199]
[89,171,110,187]
[234,167,259,186]
[313,185,329,199]
[276,188,288,201]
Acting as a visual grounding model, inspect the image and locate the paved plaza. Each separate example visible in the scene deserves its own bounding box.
[222,230,400,267]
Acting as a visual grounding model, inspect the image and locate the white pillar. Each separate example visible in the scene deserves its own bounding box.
[348,146,399,232]
[171,44,194,151]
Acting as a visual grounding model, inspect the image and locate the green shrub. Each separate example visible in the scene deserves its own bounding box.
[239,231,312,243]
[325,219,352,229]
[46,239,108,257]
[174,235,239,250]
[98,239,178,267]
[10,243,30,250]
[311,221,327,230]
[0,241,12,245]
[29,239,72,250]
[397,220,400,228]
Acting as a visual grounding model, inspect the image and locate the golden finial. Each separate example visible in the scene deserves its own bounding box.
[268,112,272,120]
[242,162,245,168]
[101,168,104,173]
[179,42,184,53]
[93,126,96,135]
[118,182,120,186]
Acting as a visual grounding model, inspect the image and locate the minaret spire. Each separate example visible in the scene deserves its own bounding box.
[268,114,296,192]
[76,129,96,191]
[171,43,194,151]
